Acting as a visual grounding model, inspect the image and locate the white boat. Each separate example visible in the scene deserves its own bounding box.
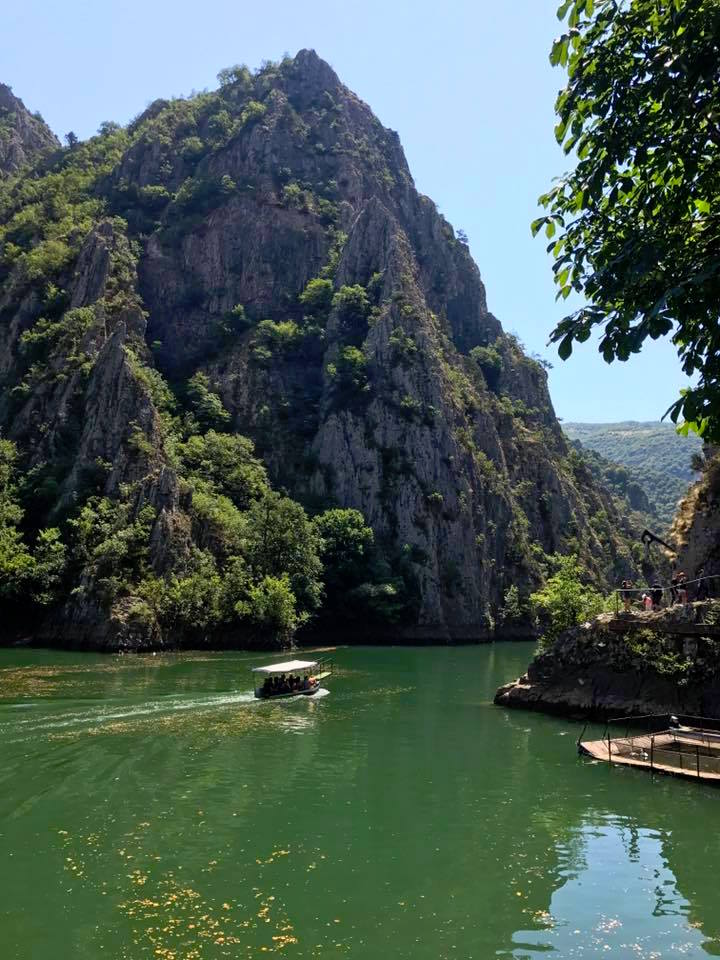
[251,658,332,700]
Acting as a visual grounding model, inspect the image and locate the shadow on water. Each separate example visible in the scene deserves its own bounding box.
[0,643,718,959]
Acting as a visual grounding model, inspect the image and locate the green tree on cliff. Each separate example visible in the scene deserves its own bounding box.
[530,554,604,646]
[0,439,66,606]
[533,0,720,440]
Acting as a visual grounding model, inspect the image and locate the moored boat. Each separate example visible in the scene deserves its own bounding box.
[252,658,333,700]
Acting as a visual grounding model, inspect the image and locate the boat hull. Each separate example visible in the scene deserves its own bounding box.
[255,687,320,701]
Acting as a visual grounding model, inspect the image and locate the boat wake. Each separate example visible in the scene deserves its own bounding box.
[0,689,259,742]
[1,684,332,742]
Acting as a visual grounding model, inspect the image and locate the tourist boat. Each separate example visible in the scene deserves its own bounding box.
[251,658,332,700]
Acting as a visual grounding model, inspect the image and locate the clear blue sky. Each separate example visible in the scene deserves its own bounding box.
[3,0,691,423]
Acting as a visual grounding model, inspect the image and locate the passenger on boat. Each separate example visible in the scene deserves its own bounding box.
[642,593,653,612]
[301,675,311,691]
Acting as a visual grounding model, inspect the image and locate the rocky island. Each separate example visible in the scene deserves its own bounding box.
[496,453,720,719]
[495,602,720,719]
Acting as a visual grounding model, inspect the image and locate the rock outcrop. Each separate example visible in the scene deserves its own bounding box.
[0,84,58,175]
[0,53,640,649]
[495,603,720,719]
[670,449,720,582]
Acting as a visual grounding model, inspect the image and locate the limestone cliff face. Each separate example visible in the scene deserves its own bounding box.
[670,450,720,582]
[130,52,633,632]
[0,84,58,175]
[0,53,638,649]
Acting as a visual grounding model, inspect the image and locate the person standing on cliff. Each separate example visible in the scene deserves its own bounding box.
[621,580,632,612]
[651,583,663,610]
[677,573,689,605]
[670,572,679,604]
[696,571,709,602]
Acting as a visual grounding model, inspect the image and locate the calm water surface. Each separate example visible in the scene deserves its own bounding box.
[1,644,718,959]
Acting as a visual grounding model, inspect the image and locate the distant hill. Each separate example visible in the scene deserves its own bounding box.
[563,422,702,528]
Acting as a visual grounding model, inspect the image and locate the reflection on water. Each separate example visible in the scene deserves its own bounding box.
[0,645,718,959]
[510,819,711,958]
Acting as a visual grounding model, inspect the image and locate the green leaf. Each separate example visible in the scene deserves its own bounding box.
[576,326,591,343]
[694,199,711,214]
[558,336,574,360]
[545,221,556,239]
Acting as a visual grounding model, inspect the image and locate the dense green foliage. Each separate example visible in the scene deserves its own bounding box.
[469,344,503,392]
[0,440,66,607]
[534,0,720,440]
[563,421,702,526]
[530,554,605,647]
[312,508,409,625]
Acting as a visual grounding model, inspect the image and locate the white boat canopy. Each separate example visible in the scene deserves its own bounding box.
[251,659,318,674]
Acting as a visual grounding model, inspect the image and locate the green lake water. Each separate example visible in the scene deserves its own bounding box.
[1,643,719,959]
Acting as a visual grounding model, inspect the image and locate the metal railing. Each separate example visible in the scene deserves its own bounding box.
[614,574,720,614]
[609,732,720,778]
[597,714,720,778]
[313,656,334,677]
[604,712,720,741]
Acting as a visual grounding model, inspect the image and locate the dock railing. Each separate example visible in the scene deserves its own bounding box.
[599,714,720,779]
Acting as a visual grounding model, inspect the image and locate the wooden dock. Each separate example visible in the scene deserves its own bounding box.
[580,731,720,785]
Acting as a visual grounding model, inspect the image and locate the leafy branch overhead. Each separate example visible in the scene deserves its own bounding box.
[533,0,720,440]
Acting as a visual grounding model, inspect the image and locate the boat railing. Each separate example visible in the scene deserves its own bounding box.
[312,657,334,678]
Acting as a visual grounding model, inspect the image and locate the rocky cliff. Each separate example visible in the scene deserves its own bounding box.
[495,603,720,719]
[0,52,638,650]
[0,84,58,175]
[670,449,720,582]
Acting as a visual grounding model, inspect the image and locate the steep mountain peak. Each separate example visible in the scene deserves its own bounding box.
[0,82,59,175]
[0,59,639,650]
[290,48,340,85]
[0,82,58,171]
